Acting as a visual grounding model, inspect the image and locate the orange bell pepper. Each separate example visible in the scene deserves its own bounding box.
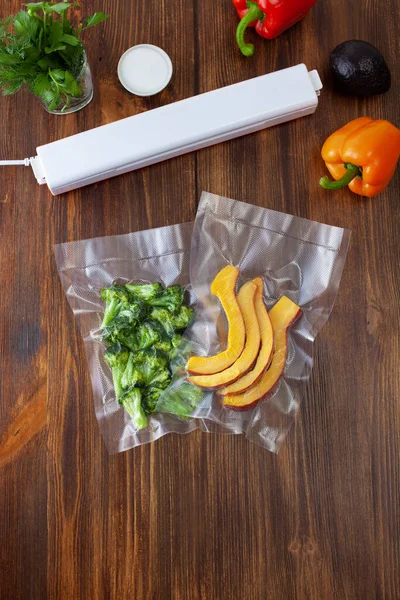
[319,117,400,197]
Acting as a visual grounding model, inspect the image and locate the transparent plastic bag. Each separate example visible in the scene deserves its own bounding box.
[54,222,200,453]
[54,193,351,454]
[183,192,351,453]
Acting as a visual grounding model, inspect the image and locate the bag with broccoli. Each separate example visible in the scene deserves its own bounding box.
[54,222,204,453]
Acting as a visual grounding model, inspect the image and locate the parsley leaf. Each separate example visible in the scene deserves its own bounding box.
[50,68,65,82]
[25,2,47,10]
[0,52,21,66]
[84,13,109,29]
[2,79,24,95]
[32,72,52,96]
[47,21,63,47]
[60,34,80,46]
[13,10,38,37]
[37,55,60,70]
[49,3,73,14]
[63,69,81,95]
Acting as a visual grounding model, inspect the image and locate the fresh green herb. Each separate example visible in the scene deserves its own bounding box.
[0,2,108,111]
[101,282,201,432]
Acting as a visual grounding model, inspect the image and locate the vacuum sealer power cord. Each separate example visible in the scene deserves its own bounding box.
[0,158,31,166]
[0,156,46,184]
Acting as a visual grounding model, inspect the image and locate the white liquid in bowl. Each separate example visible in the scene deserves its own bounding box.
[118,45,173,97]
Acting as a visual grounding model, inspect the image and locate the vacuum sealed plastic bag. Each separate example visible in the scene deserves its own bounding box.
[54,222,200,453]
[184,192,351,452]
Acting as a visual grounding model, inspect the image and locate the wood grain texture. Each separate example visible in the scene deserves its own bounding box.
[0,0,399,598]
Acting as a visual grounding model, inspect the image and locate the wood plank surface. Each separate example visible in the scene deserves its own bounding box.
[0,0,399,598]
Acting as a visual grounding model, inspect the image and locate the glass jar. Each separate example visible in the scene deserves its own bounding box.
[42,54,94,115]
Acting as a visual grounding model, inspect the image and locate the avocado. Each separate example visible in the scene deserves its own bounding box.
[330,40,391,96]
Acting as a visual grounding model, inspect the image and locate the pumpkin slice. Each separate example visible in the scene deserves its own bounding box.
[220,277,273,396]
[187,281,260,388]
[186,266,245,375]
[223,296,301,410]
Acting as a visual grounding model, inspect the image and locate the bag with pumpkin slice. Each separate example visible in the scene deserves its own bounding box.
[157,192,351,453]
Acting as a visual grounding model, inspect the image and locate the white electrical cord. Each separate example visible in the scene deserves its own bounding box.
[0,158,31,166]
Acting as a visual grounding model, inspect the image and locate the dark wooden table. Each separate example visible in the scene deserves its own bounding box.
[1,1,399,598]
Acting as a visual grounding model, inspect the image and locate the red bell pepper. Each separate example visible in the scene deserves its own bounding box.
[233,0,318,56]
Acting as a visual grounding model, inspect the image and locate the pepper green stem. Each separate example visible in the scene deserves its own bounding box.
[319,163,362,190]
[236,2,265,57]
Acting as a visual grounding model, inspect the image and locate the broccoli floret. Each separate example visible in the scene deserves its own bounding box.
[168,334,184,361]
[101,297,121,328]
[171,306,194,330]
[116,331,138,352]
[121,353,143,390]
[157,382,204,419]
[149,305,193,339]
[130,349,171,386]
[104,343,130,399]
[147,318,170,338]
[158,393,191,419]
[119,387,148,430]
[148,285,185,313]
[115,301,146,323]
[136,321,162,349]
[153,334,184,359]
[102,320,122,343]
[100,285,131,327]
[125,283,163,301]
[120,346,171,391]
[103,324,138,352]
[172,333,182,347]
[149,367,171,389]
[104,319,169,354]
[142,386,168,415]
[103,301,151,349]
[154,339,173,353]
[149,307,176,337]
[178,382,204,408]
[171,333,182,348]
[101,284,131,305]
[103,301,145,339]
[104,342,129,367]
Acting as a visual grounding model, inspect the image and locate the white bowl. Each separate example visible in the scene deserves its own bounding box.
[117,44,173,97]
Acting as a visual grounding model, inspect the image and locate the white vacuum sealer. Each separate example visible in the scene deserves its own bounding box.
[4,64,322,195]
